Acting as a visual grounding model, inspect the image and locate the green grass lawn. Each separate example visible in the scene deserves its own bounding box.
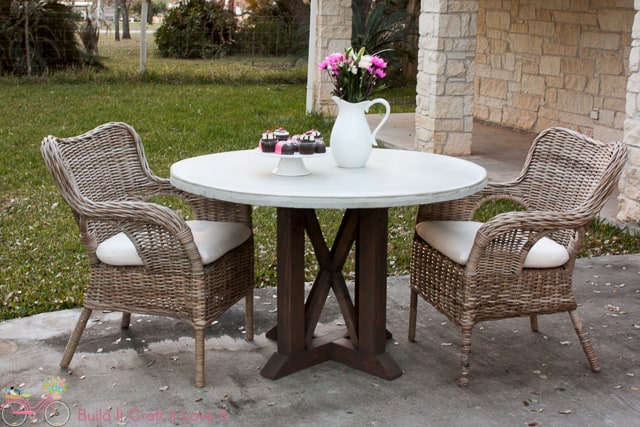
[0,35,637,321]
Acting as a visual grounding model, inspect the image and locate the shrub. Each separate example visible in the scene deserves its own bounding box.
[234,0,306,57]
[0,0,100,76]
[155,0,237,59]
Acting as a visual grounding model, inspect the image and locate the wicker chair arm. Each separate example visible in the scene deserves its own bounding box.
[417,181,524,222]
[466,209,591,273]
[77,200,202,269]
[137,177,252,225]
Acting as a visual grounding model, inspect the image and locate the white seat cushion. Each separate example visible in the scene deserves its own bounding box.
[96,220,251,266]
[415,220,570,268]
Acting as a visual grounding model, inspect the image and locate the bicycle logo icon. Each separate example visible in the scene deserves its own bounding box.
[1,378,70,426]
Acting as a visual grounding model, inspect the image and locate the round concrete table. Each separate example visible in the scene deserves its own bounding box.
[171,148,487,380]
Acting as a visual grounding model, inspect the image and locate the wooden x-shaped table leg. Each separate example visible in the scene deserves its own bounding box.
[260,207,402,380]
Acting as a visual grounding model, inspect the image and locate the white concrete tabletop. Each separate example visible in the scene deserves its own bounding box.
[170,148,488,209]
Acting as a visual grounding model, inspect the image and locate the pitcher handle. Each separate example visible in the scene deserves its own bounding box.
[366,98,391,146]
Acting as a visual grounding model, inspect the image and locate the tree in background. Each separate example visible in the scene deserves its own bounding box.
[0,0,102,76]
[235,0,307,56]
[155,0,237,59]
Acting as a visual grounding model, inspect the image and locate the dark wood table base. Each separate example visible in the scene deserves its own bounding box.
[260,208,402,380]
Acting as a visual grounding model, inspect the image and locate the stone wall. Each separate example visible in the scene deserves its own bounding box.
[619,6,640,223]
[308,0,352,115]
[415,0,478,154]
[475,0,633,143]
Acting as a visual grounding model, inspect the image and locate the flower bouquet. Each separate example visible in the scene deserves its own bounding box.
[318,46,388,103]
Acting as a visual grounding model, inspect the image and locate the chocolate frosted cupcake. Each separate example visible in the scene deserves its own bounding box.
[314,141,327,153]
[298,132,316,155]
[260,130,277,152]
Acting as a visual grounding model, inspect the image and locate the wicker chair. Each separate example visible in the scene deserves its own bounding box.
[408,127,627,387]
[41,122,255,387]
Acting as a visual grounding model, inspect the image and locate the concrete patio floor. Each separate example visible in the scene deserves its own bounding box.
[1,119,638,426]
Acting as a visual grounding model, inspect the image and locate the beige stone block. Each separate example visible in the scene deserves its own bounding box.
[597,9,635,33]
[546,77,564,89]
[616,197,640,224]
[486,10,511,31]
[488,38,508,54]
[582,32,621,51]
[539,106,559,121]
[522,74,546,95]
[503,107,537,130]
[552,11,598,26]
[544,88,558,106]
[615,111,626,129]
[476,94,506,109]
[565,75,587,91]
[561,58,595,75]
[488,107,503,123]
[536,117,561,133]
[508,33,543,54]
[585,78,600,95]
[522,61,539,75]
[479,77,508,98]
[603,97,626,113]
[438,118,465,132]
[601,75,628,98]
[511,22,529,34]
[535,8,552,22]
[598,109,616,126]
[593,125,623,143]
[511,93,541,111]
[555,24,581,45]
[540,56,561,76]
[543,42,578,57]
[444,132,473,156]
[473,104,490,121]
[558,110,597,129]
[447,81,474,96]
[434,96,465,118]
[624,119,640,148]
[529,21,555,37]
[557,90,593,114]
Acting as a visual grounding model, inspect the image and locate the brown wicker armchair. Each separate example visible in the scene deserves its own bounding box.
[41,122,255,387]
[408,127,627,387]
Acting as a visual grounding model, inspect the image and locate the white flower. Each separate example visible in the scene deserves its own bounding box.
[359,55,373,70]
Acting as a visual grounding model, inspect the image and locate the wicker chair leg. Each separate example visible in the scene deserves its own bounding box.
[60,307,92,368]
[458,324,473,387]
[194,326,206,387]
[530,315,539,332]
[569,310,601,373]
[408,290,418,342]
[245,289,254,341]
[121,312,131,329]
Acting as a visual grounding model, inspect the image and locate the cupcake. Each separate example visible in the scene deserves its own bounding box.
[259,130,277,152]
[307,128,323,142]
[298,132,316,155]
[273,128,290,141]
[275,141,296,155]
[314,141,327,153]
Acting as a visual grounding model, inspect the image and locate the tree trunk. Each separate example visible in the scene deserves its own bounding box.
[114,0,120,41]
[121,4,131,39]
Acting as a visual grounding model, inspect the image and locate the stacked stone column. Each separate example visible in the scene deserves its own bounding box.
[619,6,640,223]
[308,0,352,115]
[415,0,478,154]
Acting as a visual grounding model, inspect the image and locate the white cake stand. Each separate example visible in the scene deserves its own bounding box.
[256,148,330,176]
